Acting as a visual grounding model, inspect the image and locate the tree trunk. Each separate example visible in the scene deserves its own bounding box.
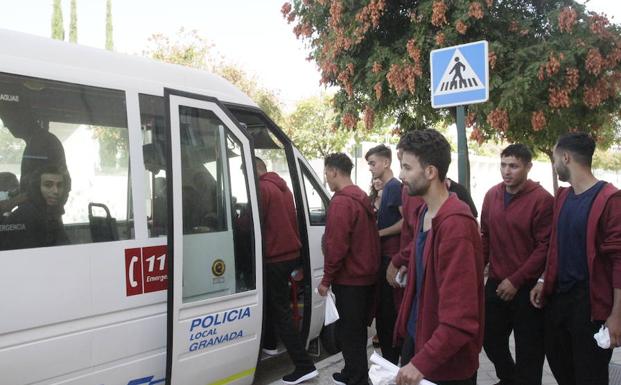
[544,148,559,193]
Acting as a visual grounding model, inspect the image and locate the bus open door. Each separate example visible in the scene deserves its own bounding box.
[164,90,263,385]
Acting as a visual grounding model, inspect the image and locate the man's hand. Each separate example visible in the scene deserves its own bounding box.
[396,266,407,288]
[386,261,399,287]
[396,362,424,385]
[317,283,329,297]
[496,278,518,301]
[530,281,544,308]
[606,312,621,348]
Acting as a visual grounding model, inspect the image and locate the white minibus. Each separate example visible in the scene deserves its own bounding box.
[0,29,337,385]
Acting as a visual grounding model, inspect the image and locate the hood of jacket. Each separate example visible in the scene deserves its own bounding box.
[432,193,477,229]
[25,166,71,216]
[260,171,288,192]
[336,184,376,219]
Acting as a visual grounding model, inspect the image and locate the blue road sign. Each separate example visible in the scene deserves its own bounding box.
[430,40,489,108]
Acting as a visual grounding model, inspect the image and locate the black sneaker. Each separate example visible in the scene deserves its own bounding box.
[282,367,318,385]
[332,372,347,385]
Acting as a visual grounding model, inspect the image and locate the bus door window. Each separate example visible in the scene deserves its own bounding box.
[139,94,168,237]
[178,106,255,302]
[300,166,329,226]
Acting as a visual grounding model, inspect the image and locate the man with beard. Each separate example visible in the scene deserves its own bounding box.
[0,165,70,250]
[481,144,553,385]
[530,132,621,385]
[394,129,483,385]
[319,153,380,385]
[365,144,403,364]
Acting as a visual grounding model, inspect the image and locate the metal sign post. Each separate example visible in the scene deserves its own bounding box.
[456,105,470,191]
[430,40,489,192]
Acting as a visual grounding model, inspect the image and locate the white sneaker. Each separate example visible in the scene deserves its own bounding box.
[262,347,279,356]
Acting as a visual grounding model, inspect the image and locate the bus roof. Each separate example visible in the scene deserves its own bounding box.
[0,28,258,107]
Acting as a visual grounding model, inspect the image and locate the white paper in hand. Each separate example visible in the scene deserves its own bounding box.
[368,351,436,385]
[594,325,611,349]
[324,289,339,325]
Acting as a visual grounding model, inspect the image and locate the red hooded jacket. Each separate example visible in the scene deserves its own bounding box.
[481,180,554,288]
[321,184,380,286]
[394,194,484,381]
[258,172,301,263]
[391,188,425,268]
[543,183,621,320]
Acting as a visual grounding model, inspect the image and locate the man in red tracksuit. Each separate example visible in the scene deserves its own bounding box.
[394,129,484,385]
[366,144,403,364]
[481,144,553,385]
[386,149,425,292]
[530,133,621,385]
[256,158,318,385]
[318,153,380,385]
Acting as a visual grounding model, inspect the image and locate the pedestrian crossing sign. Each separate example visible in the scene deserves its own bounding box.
[430,40,489,108]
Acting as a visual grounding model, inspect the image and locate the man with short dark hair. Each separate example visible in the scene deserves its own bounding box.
[0,165,70,250]
[531,132,621,385]
[394,129,483,385]
[365,144,403,364]
[319,152,380,385]
[255,157,318,385]
[481,143,553,385]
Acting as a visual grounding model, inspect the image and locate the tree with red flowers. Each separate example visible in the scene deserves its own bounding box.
[284,0,621,187]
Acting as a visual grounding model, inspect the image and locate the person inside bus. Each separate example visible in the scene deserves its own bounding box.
[0,172,20,217]
[180,146,219,233]
[0,105,67,191]
[255,157,318,385]
[0,165,70,250]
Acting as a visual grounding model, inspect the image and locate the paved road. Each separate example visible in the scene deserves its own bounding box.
[256,332,621,385]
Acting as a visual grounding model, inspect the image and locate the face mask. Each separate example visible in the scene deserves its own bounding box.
[0,191,8,200]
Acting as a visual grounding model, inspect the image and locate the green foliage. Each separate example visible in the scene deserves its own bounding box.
[105,0,113,50]
[143,28,212,69]
[51,0,65,41]
[216,64,285,126]
[0,124,24,164]
[141,29,402,159]
[593,147,621,171]
[143,29,285,126]
[285,0,621,156]
[284,94,350,159]
[69,0,77,43]
[92,126,128,170]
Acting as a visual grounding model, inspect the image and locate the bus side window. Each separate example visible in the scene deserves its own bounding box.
[0,72,131,250]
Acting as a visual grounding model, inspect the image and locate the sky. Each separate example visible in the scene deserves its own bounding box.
[0,0,620,112]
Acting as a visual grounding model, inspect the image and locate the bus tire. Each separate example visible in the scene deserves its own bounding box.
[320,323,341,355]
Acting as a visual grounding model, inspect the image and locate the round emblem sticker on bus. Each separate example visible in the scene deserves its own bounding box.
[212,259,226,277]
